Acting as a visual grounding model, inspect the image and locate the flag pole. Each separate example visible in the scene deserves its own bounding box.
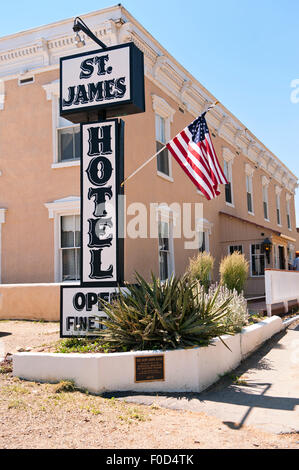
[120,145,166,187]
[120,100,219,187]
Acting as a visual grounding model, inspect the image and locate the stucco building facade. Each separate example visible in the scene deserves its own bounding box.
[0,5,297,298]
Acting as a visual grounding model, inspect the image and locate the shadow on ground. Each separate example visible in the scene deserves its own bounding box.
[103,326,299,431]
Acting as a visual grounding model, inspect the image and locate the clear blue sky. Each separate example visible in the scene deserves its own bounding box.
[1,0,299,225]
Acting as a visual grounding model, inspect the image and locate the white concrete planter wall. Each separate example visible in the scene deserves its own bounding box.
[13,316,284,394]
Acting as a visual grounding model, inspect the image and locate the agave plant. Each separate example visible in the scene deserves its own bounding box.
[93,273,235,352]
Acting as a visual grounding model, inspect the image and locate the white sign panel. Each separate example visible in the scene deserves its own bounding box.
[81,120,122,285]
[60,286,127,337]
[60,43,145,122]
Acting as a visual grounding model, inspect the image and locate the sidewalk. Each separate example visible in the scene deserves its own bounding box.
[112,320,299,435]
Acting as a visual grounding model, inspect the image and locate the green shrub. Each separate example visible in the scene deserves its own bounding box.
[219,252,249,294]
[94,273,236,351]
[187,251,214,291]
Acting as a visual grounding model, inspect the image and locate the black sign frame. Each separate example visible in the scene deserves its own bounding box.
[80,118,124,288]
[59,42,145,123]
[60,283,127,338]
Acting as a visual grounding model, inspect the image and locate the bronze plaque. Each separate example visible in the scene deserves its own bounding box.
[135,355,165,383]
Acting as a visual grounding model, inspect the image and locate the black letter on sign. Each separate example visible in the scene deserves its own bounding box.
[88,218,113,248]
[79,58,95,79]
[89,249,113,279]
[88,186,113,217]
[73,85,89,105]
[87,126,112,156]
[62,86,75,107]
[73,293,86,311]
[86,157,112,187]
[94,55,110,75]
[88,82,104,102]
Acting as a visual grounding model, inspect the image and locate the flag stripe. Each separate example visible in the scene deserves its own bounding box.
[166,113,228,200]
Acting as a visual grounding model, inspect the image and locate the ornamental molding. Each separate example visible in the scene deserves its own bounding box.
[152,94,175,122]
[45,196,80,219]
[262,175,270,187]
[0,7,297,192]
[245,163,255,177]
[223,147,235,163]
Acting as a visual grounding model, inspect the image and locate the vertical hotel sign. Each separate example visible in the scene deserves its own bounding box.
[59,40,145,337]
[81,120,124,285]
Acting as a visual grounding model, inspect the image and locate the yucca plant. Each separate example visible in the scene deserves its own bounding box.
[93,273,235,351]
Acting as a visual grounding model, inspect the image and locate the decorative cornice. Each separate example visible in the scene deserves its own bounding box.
[0,7,297,193]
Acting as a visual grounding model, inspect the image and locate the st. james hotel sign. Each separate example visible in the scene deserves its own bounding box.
[60,42,145,123]
[60,40,145,337]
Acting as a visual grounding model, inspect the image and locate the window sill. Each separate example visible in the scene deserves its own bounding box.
[225,202,235,208]
[248,211,255,216]
[264,218,270,223]
[52,160,80,169]
[157,171,174,183]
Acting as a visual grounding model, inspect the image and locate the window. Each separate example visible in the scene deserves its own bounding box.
[251,244,265,276]
[43,81,81,168]
[262,177,270,221]
[199,231,208,253]
[152,95,175,181]
[246,175,253,213]
[286,196,292,230]
[60,215,80,281]
[196,218,212,253]
[58,122,80,162]
[224,160,233,204]
[223,148,235,206]
[276,194,281,225]
[156,115,169,175]
[158,220,173,281]
[229,245,243,255]
[44,196,80,282]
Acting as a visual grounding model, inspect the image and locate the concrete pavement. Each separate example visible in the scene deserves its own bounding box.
[112,320,299,434]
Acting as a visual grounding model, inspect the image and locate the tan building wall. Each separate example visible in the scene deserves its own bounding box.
[0,5,297,310]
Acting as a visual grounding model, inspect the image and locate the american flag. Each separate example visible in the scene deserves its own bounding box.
[166,113,228,200]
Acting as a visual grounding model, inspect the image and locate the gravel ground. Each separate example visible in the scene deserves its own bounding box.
[0,320,298,449]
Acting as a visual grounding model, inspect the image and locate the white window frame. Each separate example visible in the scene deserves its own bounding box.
[196,218,213,254]
[262,176,270,222]
[223,148,235,207]
[250,243,266,278]
[0,209,7,283]
[245,164,254,215]
[156,206,175,280]
[228,244,243,255]
[275,186,282,227]
[286,194,292,231]
[152,95,175,182]
[45,197,80,282]
[43,80,80,169]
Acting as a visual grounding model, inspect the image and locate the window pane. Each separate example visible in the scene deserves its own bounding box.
[277,208,280,225]
[263,201,268,219]
[199,232,206,252]
[155,115,165,143]
[225,183,232,204]
[157,142,169,175]
[61,216,75,248]
[159,251,168,281]
[247,192,252,212]
[62,249,76,280]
